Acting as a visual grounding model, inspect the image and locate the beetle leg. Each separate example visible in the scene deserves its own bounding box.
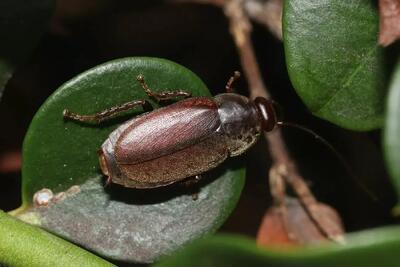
[104,175,112,188]
[136,74,192,102]
[63,99,152,123]
[182,175,201,200]
[191,192,199,201]
[225,71,241,93]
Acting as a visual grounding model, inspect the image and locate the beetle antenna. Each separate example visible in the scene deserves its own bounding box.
[276,121,378,201]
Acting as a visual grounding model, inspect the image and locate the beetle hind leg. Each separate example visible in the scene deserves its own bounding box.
[63,99,152,123]
[136,74,192,102]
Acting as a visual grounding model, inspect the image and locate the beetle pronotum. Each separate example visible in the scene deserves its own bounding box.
[62,72,279,188]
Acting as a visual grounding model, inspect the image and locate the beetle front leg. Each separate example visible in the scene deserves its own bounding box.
[136,74,192,102]
[63,99,152,123]
[225,71,241,93]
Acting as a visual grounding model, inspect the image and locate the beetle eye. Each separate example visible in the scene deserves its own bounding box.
[254,97,277,132]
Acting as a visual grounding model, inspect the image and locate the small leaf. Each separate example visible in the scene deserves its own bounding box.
[283,0,385,131]
[384,59,400,211]
[0,0,55,99]
[0,210,114,267]
[20,57,245,262]
[155,228,400,267]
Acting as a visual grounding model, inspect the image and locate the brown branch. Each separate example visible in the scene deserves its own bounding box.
[223,0,344,242]
[269,165,297,242]
[243,0,283,40]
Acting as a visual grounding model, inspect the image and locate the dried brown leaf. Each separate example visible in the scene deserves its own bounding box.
[379,0,400,46]
[256,197,344,247]
[0,150,21,173]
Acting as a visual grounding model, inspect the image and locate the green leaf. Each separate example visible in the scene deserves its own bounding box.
[0,210,114,267]
[154,228,400,267]
[384,59,400,211]
[0,0,55,99]
[283,0,385,131]
[20,57,245,262]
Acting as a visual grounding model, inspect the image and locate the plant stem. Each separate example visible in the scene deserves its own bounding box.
[223,0,343,243]
[0,210,114,267]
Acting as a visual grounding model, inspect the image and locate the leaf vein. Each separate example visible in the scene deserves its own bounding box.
[314,46,377,114]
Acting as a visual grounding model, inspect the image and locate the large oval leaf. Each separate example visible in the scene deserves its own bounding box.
[155,228,400,267]
[384,59,400,211]
[19,57,245,262]
[283,0,385,131]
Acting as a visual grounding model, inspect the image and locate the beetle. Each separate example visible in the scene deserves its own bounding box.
[63,72,278,188]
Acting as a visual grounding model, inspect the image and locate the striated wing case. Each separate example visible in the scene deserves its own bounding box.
[104,97,228,188]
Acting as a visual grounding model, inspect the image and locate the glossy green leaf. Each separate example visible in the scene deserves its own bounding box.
[0,210,114,267]
[384,59,400,211]
[155,228,400,267]
[0,0,54,99]
[20,57,245,262]
[283,0,385,131]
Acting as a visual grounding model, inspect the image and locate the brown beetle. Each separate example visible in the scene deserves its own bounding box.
[63,72,277,188]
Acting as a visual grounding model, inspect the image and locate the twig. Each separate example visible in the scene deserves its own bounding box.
[269,165,297,242]
[243,0,283,40]
[223,0,343,242]
[170,0,283,40]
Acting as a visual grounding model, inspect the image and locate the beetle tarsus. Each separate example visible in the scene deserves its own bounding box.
[63,109,91,122]
[62,109,70,117]
[63,108,102,124]
[63,109,79,120]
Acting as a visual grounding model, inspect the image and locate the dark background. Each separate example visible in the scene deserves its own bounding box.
[0,0,397,238]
